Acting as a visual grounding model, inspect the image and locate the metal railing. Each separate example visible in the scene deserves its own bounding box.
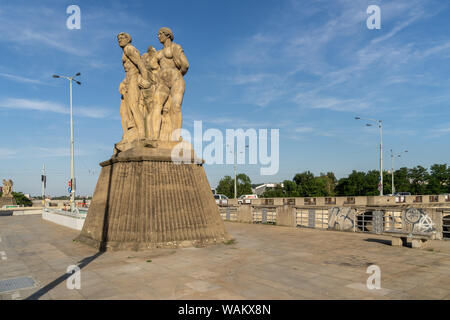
[295,208,329,229]
[443,213,450,239]
[252,207,276,224]
[218,206,238,221]
[217,203,448,240]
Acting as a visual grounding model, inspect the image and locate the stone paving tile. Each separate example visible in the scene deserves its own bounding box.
[2,215,450,299]
[405,286,449,300]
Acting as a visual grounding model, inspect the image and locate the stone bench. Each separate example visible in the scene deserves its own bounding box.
[382,230,435,249]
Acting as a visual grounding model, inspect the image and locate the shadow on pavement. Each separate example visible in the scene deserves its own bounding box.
[25,251,104,300]
[364,238,393,246]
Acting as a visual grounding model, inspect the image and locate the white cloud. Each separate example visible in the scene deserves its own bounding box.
[428,125,450,138]
[222,0,441,113]
[294,93,371,112]
[0,98,66,113]
[294,127,314,133]
[0,98,110,119]
[0,72,49,85]
[0,148,18,159]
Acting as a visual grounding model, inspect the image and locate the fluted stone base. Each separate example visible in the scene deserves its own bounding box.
[76,146,231,251]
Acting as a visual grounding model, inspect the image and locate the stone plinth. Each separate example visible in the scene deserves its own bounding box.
[76,146,231,251]
[0,196,16,207]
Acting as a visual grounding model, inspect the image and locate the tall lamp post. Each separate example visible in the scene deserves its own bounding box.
[53,72,81,212]
[227,144,249,199]
[390,149,408,195]
[355,117,383,196]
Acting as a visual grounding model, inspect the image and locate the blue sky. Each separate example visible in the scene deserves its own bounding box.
[0,0,449,196]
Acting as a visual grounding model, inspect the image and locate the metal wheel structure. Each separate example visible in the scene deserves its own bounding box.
[405,208,421,224]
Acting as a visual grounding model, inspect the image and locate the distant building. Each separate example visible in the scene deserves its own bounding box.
[254,183,283,196]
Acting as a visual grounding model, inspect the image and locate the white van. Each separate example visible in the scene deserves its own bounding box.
[238,194,258,204]
[214,194,228,205]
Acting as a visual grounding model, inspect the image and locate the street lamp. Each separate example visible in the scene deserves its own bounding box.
[355,116,384,196]
[390,149,408,195]
[53,72,81,212]
[227,144,249,199]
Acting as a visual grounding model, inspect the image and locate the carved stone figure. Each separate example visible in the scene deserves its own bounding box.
[146,27,189,142]
[115,28,189,153]
[2,179,13,197]
[117,32,150,147]
[140,45,158,118]
[76,27,230,251]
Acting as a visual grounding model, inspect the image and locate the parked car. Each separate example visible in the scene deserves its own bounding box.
[394,192,411,196]
[238,194,258,204]
[214,194,228,205]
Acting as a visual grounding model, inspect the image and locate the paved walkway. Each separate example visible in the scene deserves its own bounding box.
[1,215,450,300]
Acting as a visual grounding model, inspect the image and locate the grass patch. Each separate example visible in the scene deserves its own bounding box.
[224,239,236,245]
[146,259,152,263]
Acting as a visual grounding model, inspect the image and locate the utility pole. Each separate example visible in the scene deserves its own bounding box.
[355,117,384,196]
[53,73,81,212]
[390,149,408,195]
[234,151,237,199]
[227,144,249,199]
[379,120,383,196]
[69,77,75,211]
[41,164,46,208]
[391,149,394,195]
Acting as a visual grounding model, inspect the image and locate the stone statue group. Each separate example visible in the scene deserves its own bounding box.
[117,27,189,151]
[1,179,13,197]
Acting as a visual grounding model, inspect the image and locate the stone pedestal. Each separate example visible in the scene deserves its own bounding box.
[76,146,231,251]
[0,196,16,207]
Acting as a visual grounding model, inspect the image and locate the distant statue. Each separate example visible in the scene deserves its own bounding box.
[2,179,13,197]
[146,27,189,141]
[117,32,150,146]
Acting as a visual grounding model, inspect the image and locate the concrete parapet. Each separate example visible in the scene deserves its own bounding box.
[42,210,85,231]
[250,198,262,205]
[237,204,252,223]
[294,198,304,206]
[367,196,396,205]
[273,198,283,206]
[335,197,346,206]
[276,205,296,227]
[354,196,368,206]
[315,197,325,206]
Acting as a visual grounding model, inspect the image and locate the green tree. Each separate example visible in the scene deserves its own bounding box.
[236,173,252,197]
[393,167,410,193]
[293,171,316,196]
[261,183,285,198]
[283,180,299,197]
[408,166,429,195]
[12,192,32,207]
[216,173,252,198]
[216,175,234,198]
[427,164,449,194]
[335,171,366,196]
[315,174,335,196]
